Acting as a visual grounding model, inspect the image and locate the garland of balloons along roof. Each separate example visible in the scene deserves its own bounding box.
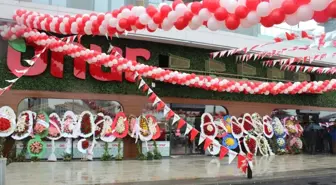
[0,0,336,96]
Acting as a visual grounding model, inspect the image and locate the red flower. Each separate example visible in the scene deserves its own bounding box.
[232,123,242,135]
[82,140,89,149]
[80,114,92,134]
[0,118,10,131]
[246,137,257,154]
[94,115,104,136]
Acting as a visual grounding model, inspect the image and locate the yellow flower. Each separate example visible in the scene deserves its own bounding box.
[225,125,232,133]
[225,138,235,146]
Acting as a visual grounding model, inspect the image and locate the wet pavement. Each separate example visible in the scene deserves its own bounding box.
[5,155,336,185]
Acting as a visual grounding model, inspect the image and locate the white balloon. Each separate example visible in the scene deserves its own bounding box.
[285,13,299,26]
[148,20,158,30]
[240,19,252,28]
[136,6,146,16]
[108,18,117,27]
[310,0,330,11]
[120,8,132,18]
[246,11,260,25]
[191,15,202,26]
[189,23,201,30]
[139,14,150,25]
[162,19,173,31]
[199,8,211,21]
[167,11,178,23]
[158,3,168,9]
[256,2,271,17]
[226,0,239,14]
[175,3,188,16]
[219,0,229,7]
[207,17,222,31]
[238,0,246,5]
[296,4,313,21]
[269,0,284,9]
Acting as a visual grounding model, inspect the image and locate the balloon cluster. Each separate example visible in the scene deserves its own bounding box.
[2,24,336,95]
[10,0,336,37]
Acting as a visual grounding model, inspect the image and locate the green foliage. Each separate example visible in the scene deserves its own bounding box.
[30,156,40,162]
[115,139,123,161]
[101,142,112,161]
[153,140,162,160]
[62,153,72,161]
[16,141,27,162]
[146,151,154,160]
[8,38,26,52]
[136,142,146,160]
[0,36,336,107]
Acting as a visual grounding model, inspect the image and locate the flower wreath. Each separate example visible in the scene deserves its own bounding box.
[94,113,105,139]
[77,138,90,154]
[223,115,232,134]
[201,113,218,139]
[222,133,238,150]
[243,135,258,155]
[262,115,274,139]
[12,110,33,140]
[251,113,263,134]
[146,114,161,140]
[283,116,298,135]
[257,135,271,156]
[62,111,78,138]
[272,117,286,138]
[27,136,46,158]
[112,112,129,139]
[47,113,62,140]
[100,115,116,142]
[214,116,226,138]
[0,106,16,137]
[33,112,50,138]
[241,113,255,134]
[139,115,153,142]
[230,116,243,139]
[78,111,94,138]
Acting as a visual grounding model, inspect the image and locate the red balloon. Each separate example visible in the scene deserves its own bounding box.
[118,18,128,29]
[313,10,329,23]
[225,14,240,30]
[214,7,228,21]
[172,0,183,10]
[296,0,310,5]
[153,13,163,24]
[184,11,194,21]
[97,14,105,24]
[135,20,145,29]
[191,2,203,14]
[203,0,220,13]
[235,6,249,19]
[260,16,274,27]
[147,26,155,32]
[270,9,285,24]
[112,10,120,18]
[128,16,137,25]
[246,0,260,10]
[160,5,172,17]
[327,1,336,18]
[282,0,298,14]
[175,17,188,30]
[146,5,158,17]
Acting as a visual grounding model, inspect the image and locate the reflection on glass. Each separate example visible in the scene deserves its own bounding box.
[51,0,66,7]
[32,0,49,5]
[94,0,108,12]
[18,98,123,118]
[110,0,125,11]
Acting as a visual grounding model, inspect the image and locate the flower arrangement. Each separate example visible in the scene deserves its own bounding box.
[146,115,161,140]
[62,111,77,138]
[100,116,116,143]
[273,118,285,137]
[242,114,255,133]
[201,113,218,139]
[94,113,105,138]
[112,112,129,139]
[77,139,90,154]
[47,113,62,140]
[243,135,257,155]
[230,116,243,139]
[223,115,232,133]
[27,136,46,158]
[222,134,238,150]
[262,116,274,139]
[12,111,33,140]
[82,140,89,150]
[276,138,286,149]
[33,112,49,138]
[78,111,94,138]
[0,106,16,137]
[139,116,153,141]
[214,117,226,138]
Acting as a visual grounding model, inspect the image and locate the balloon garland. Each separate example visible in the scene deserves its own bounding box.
[10,0,336,36]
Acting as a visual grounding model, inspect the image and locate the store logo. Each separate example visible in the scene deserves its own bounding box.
[6,44,151,82]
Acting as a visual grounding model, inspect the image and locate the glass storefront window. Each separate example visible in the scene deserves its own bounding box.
[18,98,123,118]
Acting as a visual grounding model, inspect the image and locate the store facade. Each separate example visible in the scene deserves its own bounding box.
[1,36,336,159]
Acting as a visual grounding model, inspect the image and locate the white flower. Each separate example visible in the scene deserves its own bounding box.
[115,117,125,133]
[15,115,27,132]
[277,138,285,147]
[148,118,157,135]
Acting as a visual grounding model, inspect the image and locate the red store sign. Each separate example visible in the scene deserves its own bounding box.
[7,44,151,82]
